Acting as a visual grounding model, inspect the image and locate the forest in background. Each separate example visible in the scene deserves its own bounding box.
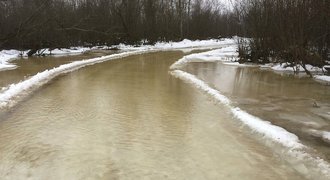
[0,0,329,75]
[0,0,239,50]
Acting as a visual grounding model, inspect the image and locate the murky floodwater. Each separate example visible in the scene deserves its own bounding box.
[184,62,330,161]
[0,50,116,89]
[0,52,306,179]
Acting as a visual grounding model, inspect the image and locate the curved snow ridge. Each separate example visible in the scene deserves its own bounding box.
[170,70,330,177]
[170,70,302,148]
[170,45,238,70]
[0,50,149,109]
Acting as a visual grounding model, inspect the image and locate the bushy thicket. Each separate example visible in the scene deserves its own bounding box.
[235,0,329,76]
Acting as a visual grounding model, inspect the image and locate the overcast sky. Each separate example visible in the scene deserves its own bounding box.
[220,0,234,7]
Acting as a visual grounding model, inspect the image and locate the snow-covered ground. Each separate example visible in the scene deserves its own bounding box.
[0,47,90,71]
[0,50,24,71]
[170,41,238,69]
[269,63,324,73]
[169,68,330,179]
[315,75,330,85]
[40,47,90,56]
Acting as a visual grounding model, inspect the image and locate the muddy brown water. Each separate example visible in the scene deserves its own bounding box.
[184,62,330,161]
[0,51,307,179]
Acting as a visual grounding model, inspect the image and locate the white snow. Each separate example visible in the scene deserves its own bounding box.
[0,50,24,71]
[221,62,259,67]
[154,38,235,49]
[40,47,90,56]
[315,75,330,84]
[170,41,238,69]
[323,131,330,142]
[0,50,150,108]
[0,64,17,72]
[170,70,231,105]
[306,129,330,143]
[270,63,324,73]
[0,48,90,71]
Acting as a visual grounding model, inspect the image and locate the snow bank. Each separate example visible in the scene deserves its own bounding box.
[170,69,330,178]
[0,50,23,71]
[170,41,238,69]
[0,64,17,72]
[170,70,302,149]
[0,38,234,72]
[315,75,330,85]
[323,131,330,142]
[154,38,235,49]
[113,38,236,52]
[40,47,90,56]
[171,70,231,105]
[270,63,324,73]
[306,129,330,144]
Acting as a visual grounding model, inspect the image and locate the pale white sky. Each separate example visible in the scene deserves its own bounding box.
[219,0,234,8]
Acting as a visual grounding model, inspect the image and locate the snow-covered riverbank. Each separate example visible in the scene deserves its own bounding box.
[0,48,89,71]
[170,40,330,84]
[0,39,231,72]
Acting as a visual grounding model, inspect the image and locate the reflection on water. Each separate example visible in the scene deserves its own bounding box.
[0,50,116,89]
[185,62,330,160]
[0,52,304,179]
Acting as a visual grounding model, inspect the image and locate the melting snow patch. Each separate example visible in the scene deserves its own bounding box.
[170,43,238,70]
[0,50,24,71]
[270,64,323,73]
[40,47,90,56]
[315,75,330,85]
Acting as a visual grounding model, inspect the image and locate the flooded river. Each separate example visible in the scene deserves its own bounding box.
[0,51,327,179]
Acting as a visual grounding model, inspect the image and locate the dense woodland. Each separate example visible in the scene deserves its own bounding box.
[0,0,329,74]
[0,0,238,50]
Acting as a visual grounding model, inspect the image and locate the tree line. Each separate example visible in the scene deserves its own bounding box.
[235,0,329,76]
[0,0,239,51]
[1,0,328,75]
